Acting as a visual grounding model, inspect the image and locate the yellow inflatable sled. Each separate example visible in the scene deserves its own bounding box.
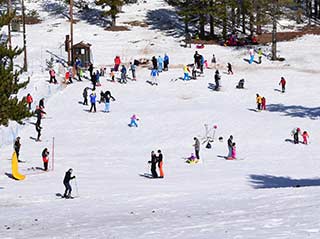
[12,152,26,180]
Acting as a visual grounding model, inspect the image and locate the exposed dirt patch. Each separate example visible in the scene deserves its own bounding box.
[123,20,148,28]
[105,25,130,31]
[15,15,42,25]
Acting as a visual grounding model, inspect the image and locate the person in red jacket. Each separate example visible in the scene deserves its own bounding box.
[49,69,57,84]
[279,77,286,93]
[42,148,49,171]
[302,131,309,144]
[261,97,266,110]
[26,93,33,110]
[114,56,121,72]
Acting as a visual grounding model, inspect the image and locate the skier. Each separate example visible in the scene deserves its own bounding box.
[63,168,76,198]
[193,137,200,160]
[152,56,157,70]
[256,94,262,110]
[249,48,254,64]
[49,68,57,84]
[14,137,22,162]
[42,148,49,171]
[157,56,164,72]
[292,128,301,144]
[163,53,169,71]
[214,70,221,91]
[227,135,233,157]
[114,56,121,72]
[148,151,158,178]
[302,131,309,145]
[129,62,137,80]
[83,87,88,105]
[258,48,263,64]
[157,150,164,178]
[227,63,233,75]
[120,65,127,84]
[183,65,190,81]
[279,77,286,93]
[150,68,159,85]
[89,91,97,113]
[128,114,139,127]
[26,93,33,110]
[104,90,115,113]
[261,97,266,110]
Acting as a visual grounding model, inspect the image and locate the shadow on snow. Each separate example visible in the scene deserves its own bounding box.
[267,104,320,120]
[249,174,320,189]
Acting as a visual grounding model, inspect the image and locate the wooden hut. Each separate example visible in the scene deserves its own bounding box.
[72,41,91,67]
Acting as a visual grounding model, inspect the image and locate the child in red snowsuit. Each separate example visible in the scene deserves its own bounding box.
[261,97,266,110]
[279,77,286,93]
[302,131,309,144]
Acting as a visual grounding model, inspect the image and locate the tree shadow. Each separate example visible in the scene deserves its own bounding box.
[249,174,320,189]
[145,9,185,38]
[267,104,320,120]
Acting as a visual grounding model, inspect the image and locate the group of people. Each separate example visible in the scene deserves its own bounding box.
[256,94,267,111]
[148,150,164,178]
[291,128,309,144]
[149,54,170,85]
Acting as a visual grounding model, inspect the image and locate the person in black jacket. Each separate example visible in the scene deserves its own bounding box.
[227,135,233,158]
[214,70,221,91]
[104,90,115,113]
[39,98,45,109]
[152,56,157,70]
[14,137,22,162]
[148,151,158,178]
[83,87,88,105]
[63,168,75,198]
[35,106,46,126]
[88,62,94,78]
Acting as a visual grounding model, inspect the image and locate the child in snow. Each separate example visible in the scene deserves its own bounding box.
[256,94,262,110]
[258,48,263,64]
[186,153,197,163]
[163,54,169,71]
[120,65,127,84]
[49,69,57,84]
[231,143,236,159]
[89,92,97,113]
[150,68,159,85]
[104,91,115,113]
[261,97,266,110]
[292,128,301,144]
[249,48,254,64]
[302,131,309,144]
[42,148,49,171]
[129,62,136,80]
[114,56,121,72]
[129,114,139,127]
[110,69,115,82]
[14,136,21,162]
[158,56,163,72]
[83,88,88,105]
[63,168,76,198]
[95,70,101,86]
[227,63,233,75]
[157,150,164,178]
[279,77,286,93]
[183,65,190,81]
[148,151,158,178]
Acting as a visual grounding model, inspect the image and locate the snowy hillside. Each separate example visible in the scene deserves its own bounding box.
[1,0,320,238]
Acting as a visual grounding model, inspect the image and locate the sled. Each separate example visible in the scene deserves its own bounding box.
[12,152,26,180]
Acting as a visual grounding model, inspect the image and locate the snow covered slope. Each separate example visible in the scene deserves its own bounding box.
[1,0,320,238]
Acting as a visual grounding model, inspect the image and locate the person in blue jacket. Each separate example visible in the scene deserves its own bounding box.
[120,65,127,84]
[89,91,97,112]
[157,56,164,72]
[200,55,204,74]
[164,54,169,71]
[150,68,159,85]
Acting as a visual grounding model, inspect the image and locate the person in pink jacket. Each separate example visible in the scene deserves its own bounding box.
[302,131,309,144]
[128,114,139,127]
[231,143,236,159]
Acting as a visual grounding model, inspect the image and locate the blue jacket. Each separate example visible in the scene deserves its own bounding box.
[164,55,169,63]
[121,66,127,74]
[158,57,163,64]
[151,69,158,77]
[90,94,96,103]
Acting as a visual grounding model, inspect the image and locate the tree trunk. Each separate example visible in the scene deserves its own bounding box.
[209,15,214,38]
[256,4,262,35]
[271,1,278,61]
[231,6,236,32]
[241,1,246,34]
[184,20,189,34]
[112,15,116,26]
[199,14,205,39]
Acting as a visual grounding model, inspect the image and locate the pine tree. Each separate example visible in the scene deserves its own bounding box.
[0,0,31,126]
[95,0,124,26]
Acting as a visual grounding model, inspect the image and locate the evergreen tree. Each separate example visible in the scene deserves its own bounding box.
[95,0,124,26]
[0,0,31,126]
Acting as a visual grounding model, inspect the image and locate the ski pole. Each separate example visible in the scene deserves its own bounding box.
[74,178,79,197]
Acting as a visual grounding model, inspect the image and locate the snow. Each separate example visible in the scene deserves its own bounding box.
[1,0,320,238]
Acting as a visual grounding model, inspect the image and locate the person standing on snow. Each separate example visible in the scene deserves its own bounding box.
[14,137,22,162]
[279,77,286,93]
[114,56,121,72]
[150,68,159,85]
[163,54,169,71]
[88,62,94,78]
[258,48,263,64]
[249,48,254,64]
[292,128,301,144]
[199,55,204,74]
[302,131,309,144]
[120,65,127,84]
[26,93,33,110]
[256,94,262,110]
[83,87,88,105]
[157,150,164,178]
[214,70,221,91]
[227,142,236,160]
[261,97,266,110]
[183,65,190,81]
[193,51,200,68]
[91,72,97,91]
[129,62,137,81]
[157,56,164,72]
[89,92,97,113]
[211,54,216,68]
[104,90,115,113]
[152,56,157,70]
[148,151,158,178]
[227,135,233,157]
[49,68,57,84]
[63,168,76,198]
[42,148,49,171]
[193,137,200,160]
